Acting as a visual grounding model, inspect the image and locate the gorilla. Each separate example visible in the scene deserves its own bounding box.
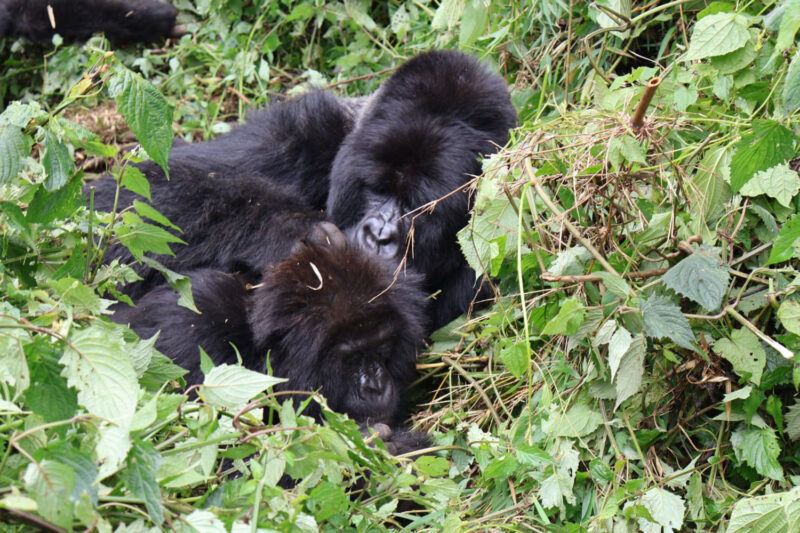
[0,0,179,44]
[91,50,515,332]
[113,221,427,428]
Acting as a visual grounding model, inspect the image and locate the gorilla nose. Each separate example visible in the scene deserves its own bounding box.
[357,216,399,258]
[359,368,394,405]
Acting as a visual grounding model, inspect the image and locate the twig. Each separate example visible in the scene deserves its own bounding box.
[442,357,503,427]
[325,66,398,89]
[727,307,794,359]
[630,77,661,132]
[541,268,668,283]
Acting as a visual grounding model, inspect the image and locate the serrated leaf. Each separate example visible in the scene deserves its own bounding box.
[728,487,800,533]
[120,166,151,200]
[542,298,585,336]
[730,120,795,192]
[785,50,800,111]
[42,130,75,191]
[769,213,800,264]
[500,341,529,379]
[685,12,750,61]
[640,295,696,349]
[200,364,285,408]
[133,200,181,231]
[731,426,784,481]
[662,246,729,311]
[59,324,138,428]
[117,212,185,258]
[23,460,75,529]
[123,440,164,524]
[740,163,800,207]
[549,246,591,276]
[0,124,29,184]
[636,488,686,533]
[713,328,765,385]
[432,0,465,30]
[778,299,800,336]
[608,134,646,171]
[711,40,755,73]
[614,334,645,410]
[723,385,753,402]
[109,69,173,176]
[608,326,632,380]
[547,402,602,438]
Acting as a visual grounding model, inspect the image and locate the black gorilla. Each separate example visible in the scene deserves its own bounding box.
[0,0,178,44]
[114,222,427,426]
[327,51,517,329]
[91,51,515,332]
[91,90,358,299]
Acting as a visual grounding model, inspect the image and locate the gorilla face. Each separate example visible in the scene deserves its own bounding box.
[248,235,426,423]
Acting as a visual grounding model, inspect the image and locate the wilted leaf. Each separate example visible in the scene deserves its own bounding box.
[739,163,800,207]
[662,246,729,311]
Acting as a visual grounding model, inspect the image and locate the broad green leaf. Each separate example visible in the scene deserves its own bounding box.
[768,212,800,264]
[596,0,631,38]
[139,256,198,312]
[739,163,800,207]
[776,0,800,51]
[285,3,314,22]
[730,120,795,192]
[786,402,800,441]
[415,456,450,478]
[122,440,164,524]
[608,326,632,380]
[608,134,646,171]
[778,299,800,336]
[723,385,753,402]
[459,0,488,47]
[539,441,579,509]
[117,212,185,258]
[662,246,729,311]
[23,460,75,529]
[549,246,591,276]
[546,402,602,438]
[597,272,630,298]
[42,130,75,191]
[685,13,750,61]
[120,166,151,200]
[179,509,227,533]
[731,426,784,481]
[589,458,614,484]
[711,40,755,73]
[542,298,585,336]
[26,174,82,223]
[636,488,686,533]
[308,481,349,521]
[458,197,517,277]
[728,487,800,533]
[109,69,173,176]
[690,145,732,221]
[614,334,646,410]
[59,324,138,428]
[200,364,285,408]
[500,341,529,378]
[23,358,78,422]
[133,200,181,231]
[432,0,465,30]
[640,295,696,349]
[713,328,765,385]
[784,49,800,112]
[0,124,30,184]
[158,437,217,488]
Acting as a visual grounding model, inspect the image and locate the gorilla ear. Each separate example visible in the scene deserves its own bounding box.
[304,221,347,250]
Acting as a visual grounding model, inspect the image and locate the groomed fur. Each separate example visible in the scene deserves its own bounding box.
[113,240,426,425]
[0,0,177,44]
[326,50,517,330]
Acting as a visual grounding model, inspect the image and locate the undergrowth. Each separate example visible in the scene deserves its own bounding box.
[1,1,800,531]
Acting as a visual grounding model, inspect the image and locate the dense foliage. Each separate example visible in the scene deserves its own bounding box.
[1,0,800,531]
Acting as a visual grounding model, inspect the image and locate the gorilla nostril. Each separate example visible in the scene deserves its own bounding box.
[360,370,393,404]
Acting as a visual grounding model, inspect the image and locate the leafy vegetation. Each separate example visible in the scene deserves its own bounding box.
[1,0,800,531]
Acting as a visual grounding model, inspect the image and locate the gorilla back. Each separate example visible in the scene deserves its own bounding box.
[0,0,178,44]
[327,50,517,331]
[114,235,427,425]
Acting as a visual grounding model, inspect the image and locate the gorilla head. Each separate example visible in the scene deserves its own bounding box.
[248,229,426,423]
[326,50,517,329]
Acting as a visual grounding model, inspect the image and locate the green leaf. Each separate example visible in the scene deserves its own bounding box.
[458,197,517,277]
[415,456,451,477]
[614,334,646,410]
[635,488,686,532]
[608,134,646,171]
[711,40,755,73]
[26,174,82,223]
[685,12,750,61]
[133,200,181,231]
[459,0,488,47]
[589,458,614,484]
[432,0,465,30]
[776,0,800,52]
[731,426,784,481]
[713,328,766,385]
[547,402,602,438]
[308,481,348,522]
[596,0,631,38]
[109,69,173,177]
[728,487,800,533]
[59,324,139,428]
[597,272,630,298]
[42,130,75,191]
[285,3,314,22]
[122,440,164,524]
[739,163,800,207]
[23,357,78,422]
[784,49,800,112]
[500,341,529,379]
[23,460,75,529]
[542,298,585,336]
[786,402,800,441]
[778,299,800,336]
[640,294,696,349]
[608,326,632,380]
[690,145,732,222]
[120,166,151,200]
[0,124,30,184]
[117,212,185,258]
[662,246,729,311]
[730,120,795,192]
[768,213,800,264]
[200,364,285,408]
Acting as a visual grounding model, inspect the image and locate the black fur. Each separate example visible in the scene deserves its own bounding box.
[327,50,517,330]
[90,90,357,298]
[0,0,177,44]
[113,238,426,426]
